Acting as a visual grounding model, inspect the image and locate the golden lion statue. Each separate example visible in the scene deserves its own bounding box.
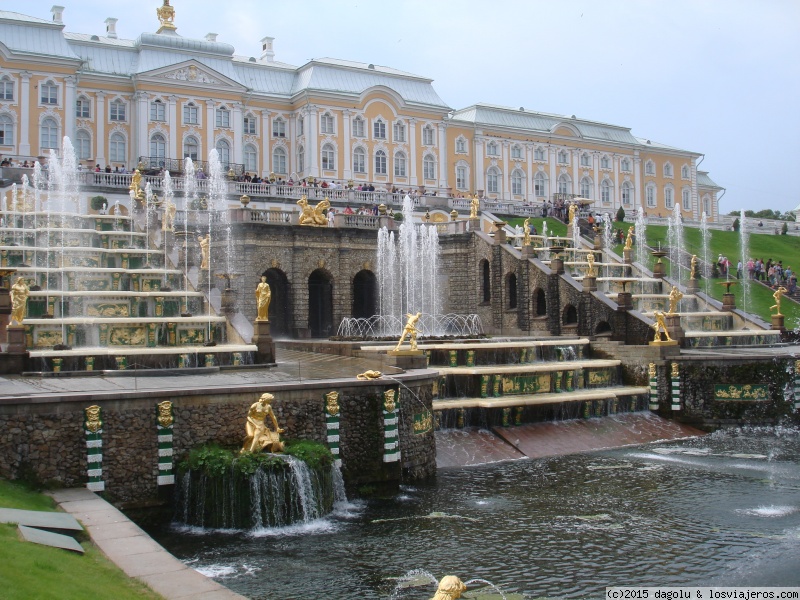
[297,195,330,226]
[432,576,467,600]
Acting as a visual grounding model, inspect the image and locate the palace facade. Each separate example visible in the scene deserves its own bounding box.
[0,3,723,219]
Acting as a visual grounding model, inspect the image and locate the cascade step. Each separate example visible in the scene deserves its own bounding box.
[433,385,649,410]
[436,358,620,375]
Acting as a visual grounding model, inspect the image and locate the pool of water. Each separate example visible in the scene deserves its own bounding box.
[138,425,800,598]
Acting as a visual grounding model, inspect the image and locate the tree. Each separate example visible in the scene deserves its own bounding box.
[782,221,788,235]
[90,195,107,211]
[732,218,740,232]
[615,206,625,222]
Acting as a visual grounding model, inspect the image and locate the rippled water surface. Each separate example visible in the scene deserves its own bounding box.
[139,426,800,598]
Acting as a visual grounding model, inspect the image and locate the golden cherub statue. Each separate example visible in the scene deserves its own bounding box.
[470,195,480,219]
[162,200,176,232]
[198,234,210,269]
[522,218,531,247]
[690,255,698,280]
[432,576,467,600]
[394,312,422,351]
[586,253,597,278]
[668,285,684,314]
[568,203,577,226]
[624,226,634,250]
[297,195,330,226]
[129,169,145,203]
[651,311,672,342]
[9,276,30,325]
[771,286,788,316]
[255,275,271,321]
[242,393,285,453]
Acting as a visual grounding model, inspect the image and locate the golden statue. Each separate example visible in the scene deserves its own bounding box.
[568,203,577,225]
[522,218,531,247]
[297,195,330,226]
[469,195,480,219]
[432,576,467,600]
[668,285,683,314]
[394,312,422,351]
[242,393,285,453]
[651,311,672,342]
[9,276,29,325]
[162,200,176,232]
[198,234,210,269]
[156,0,177,30]
[84,405,102,433]
[624,226,634,250]
[356,370,382,380]
[771,286,788,316]
[129,169,145,203]
[255,275,271,321]
[586,253,597,278]
[690,254,698,280]
[156,401,174,428]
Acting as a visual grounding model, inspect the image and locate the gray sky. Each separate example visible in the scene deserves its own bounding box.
[17,0,800,215]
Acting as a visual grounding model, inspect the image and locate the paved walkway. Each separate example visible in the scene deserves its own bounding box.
[49,488,245,600]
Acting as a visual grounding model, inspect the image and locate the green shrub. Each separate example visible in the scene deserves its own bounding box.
[284,439,334,470]
[179,440,333,476]
[782,222,788,235]
[616,206,625,222]
[393,212,404,221]
[90,196,107,211]
[732,218,740,232]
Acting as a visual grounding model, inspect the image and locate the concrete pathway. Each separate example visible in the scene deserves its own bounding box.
[49,488,245,600]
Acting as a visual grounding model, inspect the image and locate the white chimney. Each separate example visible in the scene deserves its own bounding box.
[51,5,65,24]
[260,36,275,62]
[205,33,218,42]
[105,18,118,39]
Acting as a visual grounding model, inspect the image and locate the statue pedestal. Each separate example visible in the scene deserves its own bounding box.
[387,349,427,370]
[582,276,597,292]
[616,291,633,311]
[594,236,602,251]
[721,292,737,311]
[652,261,666,278]
[521,246,535,259]
[550,257,564,275]
[665,314,685,346]
[252,320,276,364]
[1,325,29,374]
[622,248,632,264]
[685,279,699,293]
[771,314,786,331]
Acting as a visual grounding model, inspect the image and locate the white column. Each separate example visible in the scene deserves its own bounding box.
[592,152,600,203]
[342,109,352,179]
[205,100,216,160]
[525,144,533,202]
[548,146,556,201]
[613,155,620,209]
[634,155,642,214]
[572,149,579,197]
[64,76,77,141]
[690,157,698,218]
[307,106,319,178]
[168,95,178,160]
[474,134,485,192]
[288,114,296,176]
[437,121,448,190]
[95,91,106,166]
[501,141,510,199]
[408,118,418,186]
[261,110,271,175]
[134,92,149,161]
[232,102,243,165]
[18,72,31,155]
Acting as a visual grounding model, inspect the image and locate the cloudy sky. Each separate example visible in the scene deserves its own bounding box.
[17,0,800,215]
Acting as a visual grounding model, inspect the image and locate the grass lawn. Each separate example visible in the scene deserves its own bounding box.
[0,480,162,600]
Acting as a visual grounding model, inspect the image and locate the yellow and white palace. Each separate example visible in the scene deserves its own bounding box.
[0,2,722,219]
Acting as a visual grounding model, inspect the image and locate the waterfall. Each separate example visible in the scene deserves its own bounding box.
[667,203,684,281]
[701,212,710,296]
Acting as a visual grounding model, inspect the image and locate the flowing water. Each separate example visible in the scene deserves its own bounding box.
[740,209,750,322]
[138,426,800,598]
[701,211,710,296]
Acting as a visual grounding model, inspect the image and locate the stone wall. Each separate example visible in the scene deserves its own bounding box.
[0,372,436,504]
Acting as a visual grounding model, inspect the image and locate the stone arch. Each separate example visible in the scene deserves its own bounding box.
[506,273,517,309]
[534,288,547,316]
[308,268,334,338]
[263,268,291,337]
[595,321,612,335]
[480,259,490,303]
[562,304,578,325]
[352,270,377,319]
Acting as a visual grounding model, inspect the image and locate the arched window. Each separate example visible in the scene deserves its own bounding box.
[601,179,612,203]
[214,138,230,166]
[373,118,386,139]
[0,114,14,146]
[621,181,633,205]
[393,121,405,142]
[534,172,547,197]
[456,137,467,153]
[481,260,490,303]
[423,154,436,180]
[394,151,406,177]
[351,116,364,137]
[664,162,673,177]
[321,144,335,171]
[456,163,468,190]
[0,76,13,101]
[645,160,655,176]
[40,117,58,150]
[183,136,199,160]
[75,129,91,160]
[151,133,166,159]
[353,147,366,174]
[535,288,547,316]
[375,150,387,175]
[664,185,674,209]
[682,188,691,210]
[76,95,90,118]
[681,164,690,179]
[702,195,711,216]
[557,173,571,195]
[580,176,592,199]
[563,305,578,325]
[273,146,287,174]
[646,184,657,207]
[297,145,305,173]
[511,169,524,196]
[486,167,500,194]
[487,141,499,156]
[244,143,258,173]
[507,273,518,309]
[109,132,126,163]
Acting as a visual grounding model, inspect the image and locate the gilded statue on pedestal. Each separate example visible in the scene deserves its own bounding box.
[586,253,597,278]
[690,254,698,280]
[394,312,422,351]
[242,393,285,453]
[522,218,531,247]
[470,195,480,219]
[9,276,29,325]
[771,286,788,316]
[432,576,467,600]
[162,200,176,232]
[568,203,577,226]
[668,285,683,314]
[297,196,330,226]
[651,311,672,342]
[624,226,634,250]
[255,275,271,321]
[129,169,145,203]
[198,234,210,269]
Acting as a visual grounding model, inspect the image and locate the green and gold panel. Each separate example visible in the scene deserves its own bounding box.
[178,328,206,345]
[34,329,63,348]
[87,302,130,317]
[714,384,769,401]
[587,369,613,386]
[79,278,111,291]
[108,326,147,346]
[499,373,552,395]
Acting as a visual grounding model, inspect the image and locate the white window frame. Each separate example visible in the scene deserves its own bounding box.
[244,114,257,135]
[297,145,305,172]
[215,107,231,128]
[40,117,59,150]
[558,150,569,165]
[600,155,611,169]
[487,141,499,156]
[353,147,366,174]
[272,117,286,138]
[682,188,691,210]
[423,154,436,180]
[373,119,386,140]
[681,164,690,179]
[321,112,335,135]
[422,125,435,146]
[375,150,387,175]
[40,81,58,105]
[487,167,500,194]
[297,117,304,137]
[75,129,91,160]
[601,179,612,203]
[109,132,126,163]
[351,116,364,138]
[76,96,91,118]
[534,147,545,161]
[0,76,13,101]
[393,121,405,143]
[321,144,335,171]
[183,136,199,160]
[215,139,231,166]
[664,186,674,209]
[580,153,591,167]
[534,172,547,197]
[150,99,166,122]
[183,102,199,125]
[110,99,126,122]
[150,133,166,159]
[0,114,13,146]
[511,170,524,195]
[646,184,657,207]
[664,162,673,178]
[621,158,631,172]
[622,181,632,205]
[580,177,592,199]
[244,144,257,172]
[273,146,287,174]
[645,160,655,176]
[558,173,570,194]
[511,145,522,160]
[455,138,467,153]
[394,151,406,177]
[456,165,468,190]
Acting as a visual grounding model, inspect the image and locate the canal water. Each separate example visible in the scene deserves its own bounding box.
[139,425,800,598]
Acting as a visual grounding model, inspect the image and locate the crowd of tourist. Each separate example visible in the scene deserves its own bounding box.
[721,255,797,295]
